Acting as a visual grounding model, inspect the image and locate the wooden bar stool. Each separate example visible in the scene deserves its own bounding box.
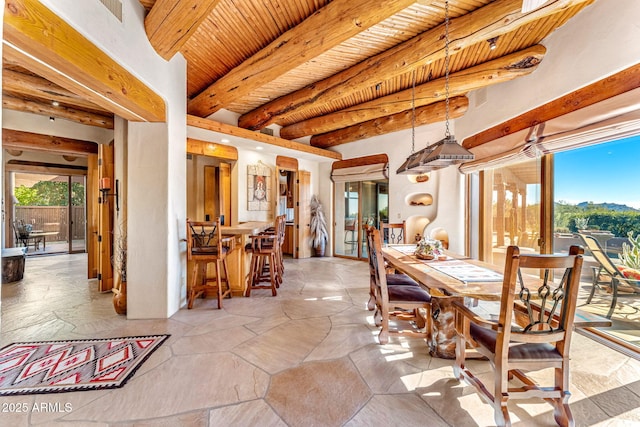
[245,216,284,297]
[186,218,233,309]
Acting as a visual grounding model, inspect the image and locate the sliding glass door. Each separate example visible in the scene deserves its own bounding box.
[334,180,388,259]
[13,172,87,255]
[70,175,87,252]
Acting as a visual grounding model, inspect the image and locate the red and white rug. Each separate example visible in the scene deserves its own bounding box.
[0,335,169,395]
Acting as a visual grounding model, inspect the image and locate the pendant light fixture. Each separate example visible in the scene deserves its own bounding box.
[396,0,474,174]
[396,70,430,174]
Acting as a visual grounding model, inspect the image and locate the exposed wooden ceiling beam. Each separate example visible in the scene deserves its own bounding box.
[2,128,99,155]
[2,95,115,129]
[187,0,417,117]
[2,68,111,114]
[238,0,591,131]
[281,45,545,140]
[187,115,341,160]
[145,0,222,61]
[4,0,165,122]
[310,96,469,148]
[462,62,640,149]
[6,160,88,175]
[187,137,238,161]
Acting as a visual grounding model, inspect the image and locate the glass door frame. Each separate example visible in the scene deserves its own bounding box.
[333,179,388,260]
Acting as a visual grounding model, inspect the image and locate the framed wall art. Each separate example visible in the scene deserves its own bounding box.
[247,162,272,211]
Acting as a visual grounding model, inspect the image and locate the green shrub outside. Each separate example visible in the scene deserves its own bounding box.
[554,202,640,237]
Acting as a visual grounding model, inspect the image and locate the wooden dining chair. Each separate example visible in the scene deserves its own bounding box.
[453,245,584,427]
[364,224,422,311]
[366,226,432,344]
[380,221,406,244]
[186,218,233,309]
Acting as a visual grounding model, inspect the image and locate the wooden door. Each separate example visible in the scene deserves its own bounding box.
[297,170,311,258]
[87,153,99,278]
[97,142,114,292]
[219,162,231,225]
[204,165,217,221]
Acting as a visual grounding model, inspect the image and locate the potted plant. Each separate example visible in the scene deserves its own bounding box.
[310,195,328,257]
[112,224,127,315]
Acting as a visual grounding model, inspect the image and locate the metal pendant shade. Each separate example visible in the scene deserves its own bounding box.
[396,0,473,175]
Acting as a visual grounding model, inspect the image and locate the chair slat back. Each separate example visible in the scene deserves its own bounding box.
[500,245,584,348]
[277,214,286,245]
[366,226,389,305]
[187,218,222,260]
[364,224,376,282]
[381,222,405,244]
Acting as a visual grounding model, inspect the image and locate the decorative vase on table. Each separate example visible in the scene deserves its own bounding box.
[414,237,443,260]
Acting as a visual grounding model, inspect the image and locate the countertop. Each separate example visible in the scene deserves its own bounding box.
[221,221,273,235]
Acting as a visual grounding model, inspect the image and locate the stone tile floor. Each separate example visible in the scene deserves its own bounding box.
[1,253,640,426]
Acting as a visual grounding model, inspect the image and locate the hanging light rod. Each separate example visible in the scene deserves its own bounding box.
[396,0,473,175]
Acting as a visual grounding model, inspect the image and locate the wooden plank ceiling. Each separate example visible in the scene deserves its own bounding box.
[2,0,595,150]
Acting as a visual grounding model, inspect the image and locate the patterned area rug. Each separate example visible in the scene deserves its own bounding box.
[0,335,169,396]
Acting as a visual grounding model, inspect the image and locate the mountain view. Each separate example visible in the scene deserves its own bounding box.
[576,202,639,212]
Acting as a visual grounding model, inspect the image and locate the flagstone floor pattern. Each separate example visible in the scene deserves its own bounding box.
[1,254,640,426]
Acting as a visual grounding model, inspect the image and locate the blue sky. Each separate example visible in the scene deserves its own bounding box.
[554,135,640,209]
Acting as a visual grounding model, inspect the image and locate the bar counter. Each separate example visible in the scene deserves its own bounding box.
[222,221,273,296]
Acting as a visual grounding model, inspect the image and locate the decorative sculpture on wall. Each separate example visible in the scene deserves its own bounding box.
[248,162,272,211]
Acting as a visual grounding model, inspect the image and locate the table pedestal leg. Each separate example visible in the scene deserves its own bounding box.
[429,295,462,359]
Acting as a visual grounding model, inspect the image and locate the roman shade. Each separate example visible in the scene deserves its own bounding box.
[460,87,640,173]
[331,154,389,183]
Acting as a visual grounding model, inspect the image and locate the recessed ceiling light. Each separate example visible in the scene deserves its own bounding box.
[256,146,263,150]
[221,138,230,143]
[52,101,59,107]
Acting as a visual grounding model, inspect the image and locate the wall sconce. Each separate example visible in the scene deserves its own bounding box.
[100,177,119,212]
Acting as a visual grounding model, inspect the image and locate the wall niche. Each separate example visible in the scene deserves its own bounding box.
[405,193,433,207]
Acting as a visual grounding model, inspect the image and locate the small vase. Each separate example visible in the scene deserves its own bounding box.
[113,280,127,315]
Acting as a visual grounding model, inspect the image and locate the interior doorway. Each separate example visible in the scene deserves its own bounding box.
[186,154,232,223]
[277,168,298,258]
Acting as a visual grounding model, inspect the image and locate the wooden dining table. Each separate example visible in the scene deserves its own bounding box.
[382,244,612,358]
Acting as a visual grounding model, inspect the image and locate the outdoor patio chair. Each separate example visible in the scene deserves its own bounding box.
[453,245,584,427]
[578,233,640,318]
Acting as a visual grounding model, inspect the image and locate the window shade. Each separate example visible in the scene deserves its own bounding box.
[460,87,640,173]
[331,154,389,183]
[330,162,389,183]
